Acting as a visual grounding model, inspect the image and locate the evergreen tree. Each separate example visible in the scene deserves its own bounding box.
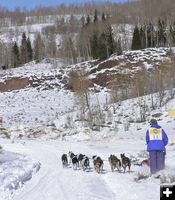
[34,33,45,60]
[105,25,116,56]
[93,9,98,23]
[26,37,33,62]
[116,37,122,55]
[157,19,167,47]
[90,33,99,59]
[90,25,116,59]
[131,26,142,50]
[34,33,41,60]
[20,32,27,64]
[170,22,175,46]
[140,25,146,49]
[12,42,20,67]
[98,32,108,60]
[101,12,106,21]
[81,16,85,27]
[86,15,91,26]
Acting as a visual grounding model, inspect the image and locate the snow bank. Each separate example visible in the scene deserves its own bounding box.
[0,150,40,200]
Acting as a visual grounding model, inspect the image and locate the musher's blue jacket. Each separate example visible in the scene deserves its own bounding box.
[146,124,168,151]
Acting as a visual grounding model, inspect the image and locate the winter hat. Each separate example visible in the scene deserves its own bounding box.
[150,119,158,125]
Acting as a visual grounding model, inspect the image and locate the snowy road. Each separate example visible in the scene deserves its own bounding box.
[10,141,116,200]
[1,139,161,200]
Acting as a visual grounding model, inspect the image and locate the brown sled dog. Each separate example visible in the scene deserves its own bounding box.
[108,154,121,172]
[92,155,103,173]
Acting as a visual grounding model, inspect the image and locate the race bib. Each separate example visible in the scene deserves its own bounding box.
[149,128,162,140]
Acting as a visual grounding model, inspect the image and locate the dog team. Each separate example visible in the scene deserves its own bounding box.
[61,151,131,173]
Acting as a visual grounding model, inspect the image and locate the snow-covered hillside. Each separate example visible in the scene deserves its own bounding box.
[0,47,174,132]
[0,58,102,130]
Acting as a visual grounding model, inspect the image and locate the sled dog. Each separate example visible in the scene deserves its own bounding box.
[82,156,90,170]
[61,154,68,168]
[120,153,131,173]
[92,155,103,173]
[77,154,86,167]
[108,154,121,172]
[69,151,79,169]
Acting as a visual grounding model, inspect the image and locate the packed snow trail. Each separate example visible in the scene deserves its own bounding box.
[1,139,161,200]
[4,140,115,200]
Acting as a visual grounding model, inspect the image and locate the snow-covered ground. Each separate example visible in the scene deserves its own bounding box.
[0,131,174,200]
[0,94,175,200]
[0,144,40,200]
[0,98,174,200]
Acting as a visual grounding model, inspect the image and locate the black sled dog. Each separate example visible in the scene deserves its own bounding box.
[61,154,68,168]
[120,153,131,173]
[69,151,79,169]
[81,156,90,170]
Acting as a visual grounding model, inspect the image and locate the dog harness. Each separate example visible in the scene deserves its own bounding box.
[149,128,163,140]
